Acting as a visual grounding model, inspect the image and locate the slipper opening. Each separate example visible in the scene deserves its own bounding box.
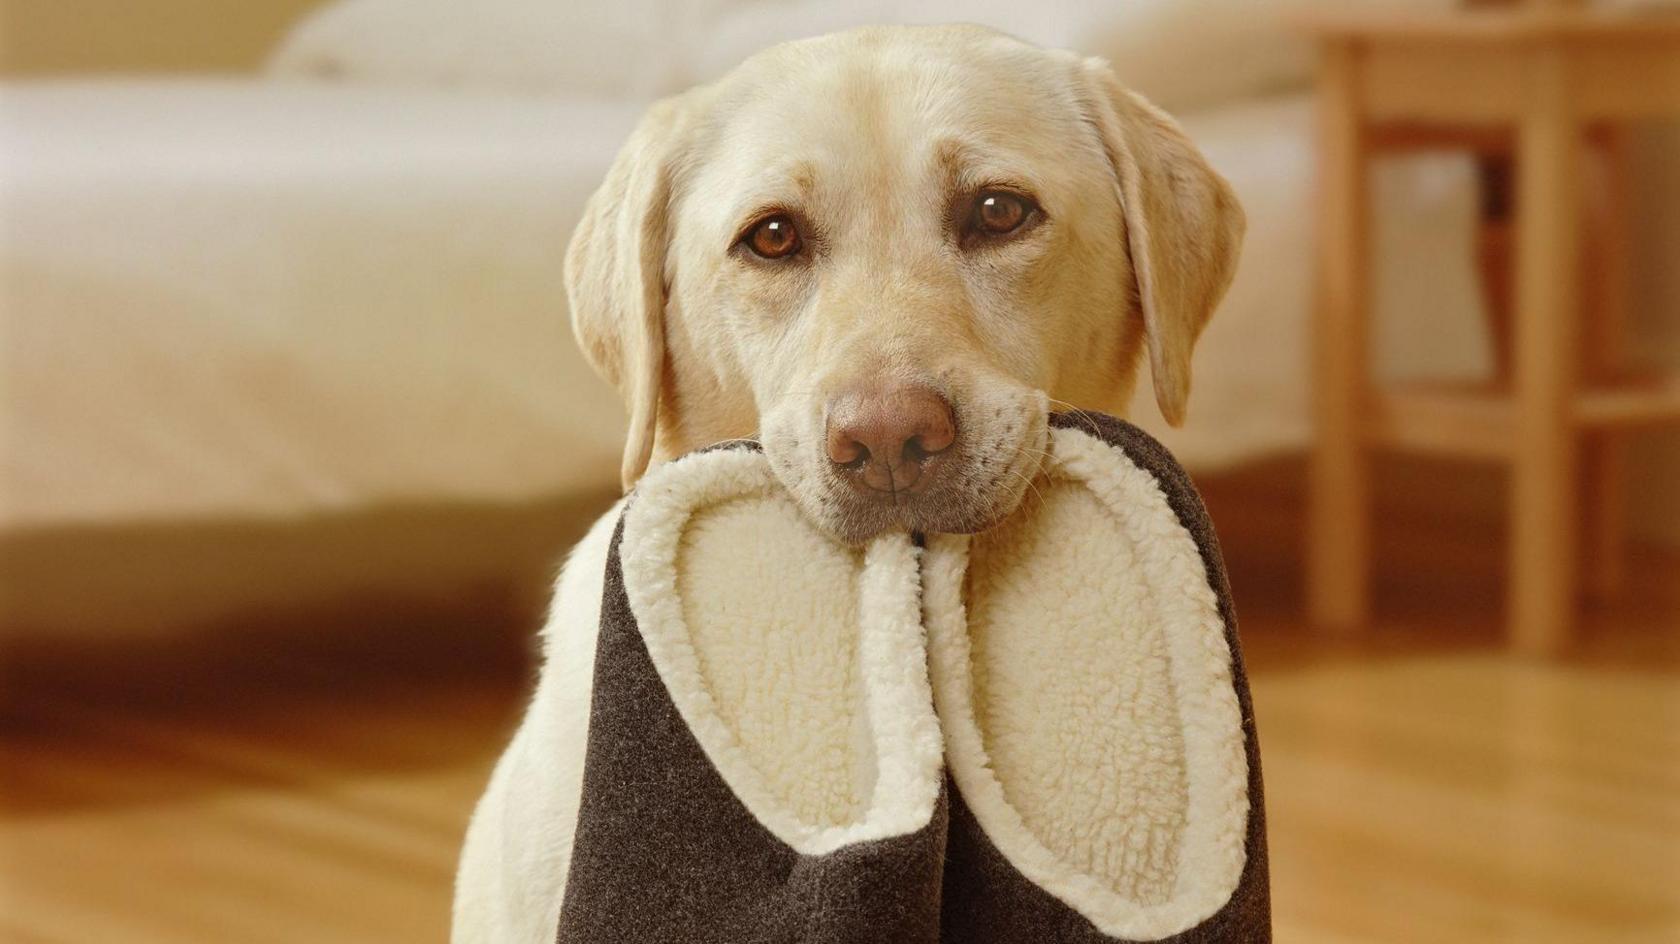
[677,487,875,829]
[928,425,1249,939]
[620,448,942,855]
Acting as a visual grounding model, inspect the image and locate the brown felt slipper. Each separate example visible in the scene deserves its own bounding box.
[554,440,948,943]
[924,412,1270,942]
[554,416,1268,942]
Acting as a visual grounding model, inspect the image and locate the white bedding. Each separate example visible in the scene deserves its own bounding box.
[1,82,1485,533]
[2,81,638,531]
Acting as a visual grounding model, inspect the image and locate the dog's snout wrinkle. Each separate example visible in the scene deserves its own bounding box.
[825,384,955,495]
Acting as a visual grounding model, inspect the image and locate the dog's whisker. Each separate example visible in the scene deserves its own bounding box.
[1044,397,1105,439]
[998,466,1047,510]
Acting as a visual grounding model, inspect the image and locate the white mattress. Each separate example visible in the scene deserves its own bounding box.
[2,80,639,531]
[1,82,1486,532]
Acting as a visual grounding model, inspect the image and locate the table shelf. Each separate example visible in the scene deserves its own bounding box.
[1366,374,1680,459]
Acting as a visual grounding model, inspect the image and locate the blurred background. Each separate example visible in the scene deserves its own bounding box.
[1,0,1675,941]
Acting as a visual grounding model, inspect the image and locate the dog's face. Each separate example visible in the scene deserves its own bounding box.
[568,26,1242,542]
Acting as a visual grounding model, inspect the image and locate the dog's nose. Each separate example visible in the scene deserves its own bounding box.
[825,384,956,494]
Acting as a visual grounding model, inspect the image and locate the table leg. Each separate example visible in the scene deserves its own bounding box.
[1581,129,1632,600]
[1511,48,1582,655]
[1308,41,1371,632]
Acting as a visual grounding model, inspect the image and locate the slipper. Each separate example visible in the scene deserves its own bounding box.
[554,440,948,943]
[924,412,1270,942]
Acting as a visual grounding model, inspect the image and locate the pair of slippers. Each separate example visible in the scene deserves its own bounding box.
[556,412,1269,942]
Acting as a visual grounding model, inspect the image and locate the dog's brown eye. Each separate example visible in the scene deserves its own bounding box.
[744,215,801,259]
[975,191,1031,235]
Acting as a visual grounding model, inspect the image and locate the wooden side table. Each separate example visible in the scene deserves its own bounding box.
[1301,9,1680,653]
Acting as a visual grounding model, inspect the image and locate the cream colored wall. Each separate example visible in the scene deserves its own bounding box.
[0,0,326,75]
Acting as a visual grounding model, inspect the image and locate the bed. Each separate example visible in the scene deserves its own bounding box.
[2,81,636,532]
[0,0,1489,639]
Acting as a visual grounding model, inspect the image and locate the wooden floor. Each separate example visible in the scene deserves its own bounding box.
[3,462,1677,943]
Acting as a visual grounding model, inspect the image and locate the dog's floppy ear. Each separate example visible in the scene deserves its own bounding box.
[1082,59,1245,426]
[565,93,699,490]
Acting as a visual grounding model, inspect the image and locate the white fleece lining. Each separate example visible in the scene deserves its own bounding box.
[619,448,944,856]
[677,490,875,828]
[925,426,1248,939]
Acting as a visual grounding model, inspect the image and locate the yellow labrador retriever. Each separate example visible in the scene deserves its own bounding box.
[454,24,1241,942]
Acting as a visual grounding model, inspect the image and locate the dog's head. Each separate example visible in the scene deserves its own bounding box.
[567,25,1242,542]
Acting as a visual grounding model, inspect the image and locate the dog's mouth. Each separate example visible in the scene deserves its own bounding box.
[835,447,1038,544]
[770,407,1051,545]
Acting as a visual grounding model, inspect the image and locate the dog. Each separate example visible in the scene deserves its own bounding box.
[453,24,1242,943]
